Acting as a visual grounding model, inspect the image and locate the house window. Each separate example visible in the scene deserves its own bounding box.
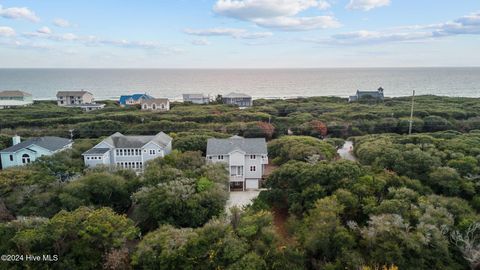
[60,101,64,105]
[152,104,157,110]
[143,104,148,109]
[249,166,256,172]
[9,155,13,161]
[208,156,212,160]
[218,155,224,160]
[149,150,156,155]
[161,104,165,109]
[116,149,119,155]
[22,154,31,164]
[250,155,256,159]
[87,157,90,160]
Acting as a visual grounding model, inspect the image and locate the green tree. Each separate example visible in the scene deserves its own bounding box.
[59,172,134,213]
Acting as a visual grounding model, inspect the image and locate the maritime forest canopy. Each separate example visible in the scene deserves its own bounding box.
[0,95,480,270]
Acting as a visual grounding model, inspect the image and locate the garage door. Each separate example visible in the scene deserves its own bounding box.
[245,179,259,190]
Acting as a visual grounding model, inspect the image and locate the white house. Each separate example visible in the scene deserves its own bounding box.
[183,94,210,104]
[206,136,268,191]
[57,90,94,106]
[222,92,253,108]
[82,132,172,171]
[0,90,33,109]
[56,90,104,111]
[140,98,170,111]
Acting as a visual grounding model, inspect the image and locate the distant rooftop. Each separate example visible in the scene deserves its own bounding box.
[0,136,71,153]
[183,93,208,99]
[0,90,32,97]
[207,136,267,155]
[100,132,172,149]
[141,98,169,105]
[57,90,92,97]
[223,92,252,98]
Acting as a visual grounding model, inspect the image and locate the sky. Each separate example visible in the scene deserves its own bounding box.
[0,0,479,68]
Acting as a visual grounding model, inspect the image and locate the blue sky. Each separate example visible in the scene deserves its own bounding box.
[0,0,479,68]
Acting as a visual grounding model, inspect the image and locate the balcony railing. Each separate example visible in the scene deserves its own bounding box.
[230,175,244,182]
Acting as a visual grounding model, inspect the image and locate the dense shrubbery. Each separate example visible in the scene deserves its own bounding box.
[132,209,304,270]
[353,131,480,204]
[256,158,478,269]
[268,136,337,165]
[0,207,139,270]
[1,96,480,268]
[2,96,480,140]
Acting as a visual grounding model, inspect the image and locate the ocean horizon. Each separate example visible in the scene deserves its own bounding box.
[1,67,479,100]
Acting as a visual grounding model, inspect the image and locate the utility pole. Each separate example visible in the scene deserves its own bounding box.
[408,90,416,135]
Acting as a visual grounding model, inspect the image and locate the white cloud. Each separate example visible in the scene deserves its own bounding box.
[37,26,52,35]
[346,0,390,11]
[20,30,183,53]
[0,26,15,37]
[213,0,338,31]
[0,5,39,22]
[184,27,273,39]
[317,0,331,10]
[214,0,321,19]
[253,15,340,31]
[311,11,480,45]
[329,30,431,44]
[191,38,211,46]
[53,18,71,28]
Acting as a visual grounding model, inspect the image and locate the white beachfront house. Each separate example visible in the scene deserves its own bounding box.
[56,90,105,111]
[206,136,268,191]
[140,98,170,111]
[183,94,210,104]
[0,90,34,109]
[222,92,253,107]
[82,132,172,171]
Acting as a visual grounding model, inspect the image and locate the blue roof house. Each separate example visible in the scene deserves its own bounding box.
[119,93,154,107]
[0,136,72,169]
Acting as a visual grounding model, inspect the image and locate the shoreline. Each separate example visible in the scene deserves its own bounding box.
[30,93,480,102]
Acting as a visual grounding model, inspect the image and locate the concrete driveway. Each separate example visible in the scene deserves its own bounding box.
[226,190,262,213]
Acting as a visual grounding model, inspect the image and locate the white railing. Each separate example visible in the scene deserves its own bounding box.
[230,175,244,182]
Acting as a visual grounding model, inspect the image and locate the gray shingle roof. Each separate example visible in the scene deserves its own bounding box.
[83,148,110,155]
[206,136,267,155]
[183,94,208,99]
[102,132,172,148]
[0,137,72,153]
[0,90,32,97]
[56,90,92,97]
[140,98,169,105]
[223,92,252,98]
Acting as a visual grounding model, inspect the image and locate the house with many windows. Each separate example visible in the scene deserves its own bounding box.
[119,93,154,107]
[140,98,170,111]
[206,136,268,191]
[222,92,253,107]
[0,136,72,169]
[82,132,172,171]
[183,93,210,104]
[57,90,94,106]
[56,90,104,111]
[0,90,33,109]
[348,87,385,102]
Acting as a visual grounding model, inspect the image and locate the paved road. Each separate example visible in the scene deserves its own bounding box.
[337,141,357,161]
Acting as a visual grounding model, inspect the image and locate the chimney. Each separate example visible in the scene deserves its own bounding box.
[12,135,21,145]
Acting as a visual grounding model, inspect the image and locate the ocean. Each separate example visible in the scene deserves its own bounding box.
[0,68,479,100]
